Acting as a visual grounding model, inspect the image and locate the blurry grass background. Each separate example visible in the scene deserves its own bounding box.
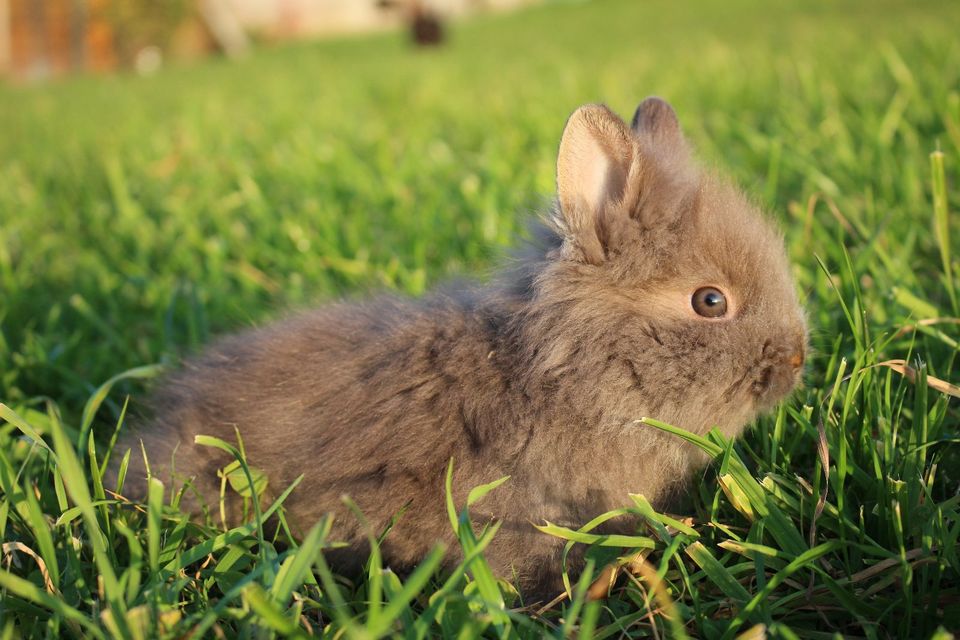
[1,0,959,637]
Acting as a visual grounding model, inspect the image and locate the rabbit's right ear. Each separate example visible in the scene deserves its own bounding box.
[556,104,638,265]
[630,96,684,149]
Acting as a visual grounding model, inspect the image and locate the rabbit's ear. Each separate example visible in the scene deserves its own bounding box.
[631,97,684,149]
[556,104,636,265]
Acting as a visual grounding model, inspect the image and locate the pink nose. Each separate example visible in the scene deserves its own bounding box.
[788,343,806,369]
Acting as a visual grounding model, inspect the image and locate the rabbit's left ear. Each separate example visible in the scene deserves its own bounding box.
[556,104,638,265]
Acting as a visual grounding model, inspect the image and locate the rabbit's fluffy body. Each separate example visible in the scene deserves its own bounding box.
[117,99,806,595]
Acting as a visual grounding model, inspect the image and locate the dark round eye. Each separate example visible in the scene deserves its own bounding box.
[691,287,728,318]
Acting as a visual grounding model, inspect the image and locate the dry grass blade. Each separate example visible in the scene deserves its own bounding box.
[3,542,58,596]
[800,192,820,248]
[104,489,147,514]
[808,357,847,562]
[873,359,960,398]
[810,418,830,550]
[534,590,569,615]
[626,554,689,639]
[735,624,767,640]
[624,562,663,640]
[844,547,934,585]
[585,548,655,601]
[825,198,859,237]
[789,547,937,603]
[895,317,960,336]
[586,562,620,601]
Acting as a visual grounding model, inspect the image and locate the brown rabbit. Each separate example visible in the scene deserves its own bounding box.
[112,98,806,597]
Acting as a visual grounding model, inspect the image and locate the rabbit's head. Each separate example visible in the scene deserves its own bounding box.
[519,98,806,437]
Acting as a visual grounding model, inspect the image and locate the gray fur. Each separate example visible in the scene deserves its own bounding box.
[113,98,806,597]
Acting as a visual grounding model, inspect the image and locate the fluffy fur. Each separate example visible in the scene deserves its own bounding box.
[112,98,807,597]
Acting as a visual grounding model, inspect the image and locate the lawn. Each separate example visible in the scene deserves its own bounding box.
[1,0,959,637]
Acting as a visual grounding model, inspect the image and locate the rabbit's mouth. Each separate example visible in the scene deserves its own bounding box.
[750,362,803,409]
[745,337,806,409]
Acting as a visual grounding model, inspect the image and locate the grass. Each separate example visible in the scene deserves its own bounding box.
[1,0,959,636]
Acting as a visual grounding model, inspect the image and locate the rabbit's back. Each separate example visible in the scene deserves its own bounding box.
[117,293,514,559]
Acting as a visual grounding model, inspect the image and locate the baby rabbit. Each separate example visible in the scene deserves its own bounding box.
[113,98,806,597]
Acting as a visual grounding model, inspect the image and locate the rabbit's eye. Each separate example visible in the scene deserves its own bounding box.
[692,287,728,318]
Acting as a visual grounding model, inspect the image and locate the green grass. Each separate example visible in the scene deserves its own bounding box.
[2,0,960,636]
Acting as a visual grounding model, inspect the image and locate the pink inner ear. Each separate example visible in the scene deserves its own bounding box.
[581,137,612,210]
[570,134,629,213]
[556,104,637,265]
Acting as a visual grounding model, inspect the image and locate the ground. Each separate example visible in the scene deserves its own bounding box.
[0,0,958,637]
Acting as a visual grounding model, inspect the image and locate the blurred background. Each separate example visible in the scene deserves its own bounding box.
[1,0,537,80]
[0,0,957,414]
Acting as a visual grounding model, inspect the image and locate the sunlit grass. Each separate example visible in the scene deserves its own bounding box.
[1,0,959,636]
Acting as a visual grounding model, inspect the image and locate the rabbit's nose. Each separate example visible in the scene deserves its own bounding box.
[787,343,805,370]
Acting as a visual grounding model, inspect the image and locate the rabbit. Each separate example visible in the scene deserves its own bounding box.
[111,97,807,599]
